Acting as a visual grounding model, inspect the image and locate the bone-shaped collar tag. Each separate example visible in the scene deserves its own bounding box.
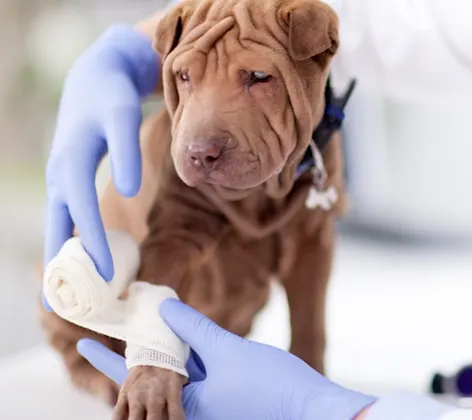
[304,140,338,211]
[305,184,338,210]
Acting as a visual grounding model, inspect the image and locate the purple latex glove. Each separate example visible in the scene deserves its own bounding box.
[78,299,375,420]
[43,25,158,309]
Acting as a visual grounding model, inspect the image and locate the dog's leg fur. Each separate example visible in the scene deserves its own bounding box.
[281,133,345,375]
[282,216,335,374]
[113,201,226,420]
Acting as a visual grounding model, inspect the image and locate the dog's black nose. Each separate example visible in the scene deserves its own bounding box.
[187,140,226,171]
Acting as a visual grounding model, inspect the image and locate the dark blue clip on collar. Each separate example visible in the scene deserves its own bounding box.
[296,78,357,177]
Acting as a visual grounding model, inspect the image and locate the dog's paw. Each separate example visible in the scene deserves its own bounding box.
[113,366,186,420]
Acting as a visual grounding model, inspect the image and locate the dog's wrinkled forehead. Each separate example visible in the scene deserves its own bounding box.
[154,0,339,65]
[154,0,339,119]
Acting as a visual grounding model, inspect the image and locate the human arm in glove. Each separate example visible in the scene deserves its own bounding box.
[43,10,171,309]
[78,299,470,419]
[79,299,376,420]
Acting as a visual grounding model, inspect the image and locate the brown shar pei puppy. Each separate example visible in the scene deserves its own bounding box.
[39,0,348,418]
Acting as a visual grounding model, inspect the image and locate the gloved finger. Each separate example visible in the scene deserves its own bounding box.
[43,200,74,311]
[103,77,142,197]
[42,294,52,311]
[186,348,206,382]
[160,299,238,365]
[77,339,128,386]
[66,139,114,281]
[44,199,73,268]
[182,382,202,418]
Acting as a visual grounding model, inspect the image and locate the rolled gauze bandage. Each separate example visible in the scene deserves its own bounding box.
[43,230,189,377]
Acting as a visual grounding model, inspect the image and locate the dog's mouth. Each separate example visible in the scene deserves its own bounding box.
[176,149,262,189]
[206,157,260,188]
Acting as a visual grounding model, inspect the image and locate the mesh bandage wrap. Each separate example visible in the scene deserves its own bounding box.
[43,230,189,377]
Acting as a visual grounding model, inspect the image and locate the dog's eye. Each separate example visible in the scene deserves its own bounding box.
[250,71,272,84]
[177,71,190,83]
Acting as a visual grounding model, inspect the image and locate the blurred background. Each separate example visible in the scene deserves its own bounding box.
[0,0,471,417]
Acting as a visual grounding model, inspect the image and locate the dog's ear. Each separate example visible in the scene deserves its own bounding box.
[279,0,339,62]
[154,1,197,58]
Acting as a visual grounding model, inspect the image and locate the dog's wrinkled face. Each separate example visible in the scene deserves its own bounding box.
[155,0,339,190]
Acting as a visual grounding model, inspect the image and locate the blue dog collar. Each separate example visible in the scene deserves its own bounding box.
[296,78,356,178]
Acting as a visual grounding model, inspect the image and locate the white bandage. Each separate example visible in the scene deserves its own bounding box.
[43,230,189,377]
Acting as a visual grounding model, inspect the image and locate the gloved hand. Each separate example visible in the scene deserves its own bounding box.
[45,25,159,306]
[78,299,376,420]
[44,25,159,309]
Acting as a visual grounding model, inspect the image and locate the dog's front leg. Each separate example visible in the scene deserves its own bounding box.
[114,199,220,420]
[283,216,336,375]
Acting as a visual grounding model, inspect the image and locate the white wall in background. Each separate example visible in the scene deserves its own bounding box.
[343,86,472,239]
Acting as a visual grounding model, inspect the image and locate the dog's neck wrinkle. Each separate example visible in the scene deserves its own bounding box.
[197,172,311,239]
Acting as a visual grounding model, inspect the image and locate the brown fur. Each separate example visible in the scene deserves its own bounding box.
[39,0,347,419]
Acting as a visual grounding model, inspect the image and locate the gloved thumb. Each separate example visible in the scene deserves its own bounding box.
[77,339,128,386]
[160,299,238,365]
